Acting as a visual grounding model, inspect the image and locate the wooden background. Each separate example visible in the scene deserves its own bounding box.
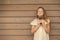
[0,0,60,40]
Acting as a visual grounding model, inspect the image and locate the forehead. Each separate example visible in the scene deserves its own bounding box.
[38,8,43,11]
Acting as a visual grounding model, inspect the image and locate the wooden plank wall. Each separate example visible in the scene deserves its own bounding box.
[0,0,60,40]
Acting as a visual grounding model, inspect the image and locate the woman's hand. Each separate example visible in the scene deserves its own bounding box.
[39,20,46,27]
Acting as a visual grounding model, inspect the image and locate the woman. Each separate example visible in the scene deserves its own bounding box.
[30,7,51,40]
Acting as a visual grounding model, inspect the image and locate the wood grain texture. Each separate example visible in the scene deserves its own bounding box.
[0,0,60,4]
[0,23,59,30]
[0,0,59,40]
[0,36,33,40]
[0,11,59,16]
[0,17,59,23]
[0,29,60,36]
[0,5,60,10]
[0,36,60,40]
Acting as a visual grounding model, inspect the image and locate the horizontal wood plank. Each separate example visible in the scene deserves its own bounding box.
[0,23,59,30]
[50,30,60,36]
[0,0,60,4]
[0,36,60,40]
[0,17,59,23]
[50,36,60,40]
[0,11,60,16]
[0,24,30,30]
[0,30,60,36]
[0,30,31,36]
[0,5,60,10]
[0,36,33,40]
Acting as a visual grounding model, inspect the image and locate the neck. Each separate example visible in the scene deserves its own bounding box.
[37,18,44,20]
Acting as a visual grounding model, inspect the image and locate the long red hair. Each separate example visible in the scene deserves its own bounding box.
[36,7,49,22]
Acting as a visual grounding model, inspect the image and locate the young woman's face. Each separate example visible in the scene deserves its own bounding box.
[37,8,44,17]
